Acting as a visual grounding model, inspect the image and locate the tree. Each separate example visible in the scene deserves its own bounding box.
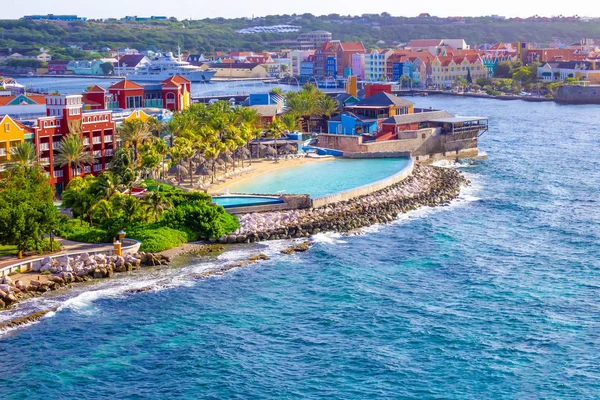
[493,62,512,78]
[62,175,97,224]
[118,119,151,164]
[9,141,37,170]
[91,199,115,230]
[466,69,473,84]
[0,165,60,257]
[100,61,114,75]
[54,133,96,182]
[144,189,171,222]
[267,119,285,163]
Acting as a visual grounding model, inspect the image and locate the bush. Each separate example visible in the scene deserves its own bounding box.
[55,219,110,243]
[162,201,239,239]
[486,88,502,96]
[25,238,62,254]
[127,225,192,252]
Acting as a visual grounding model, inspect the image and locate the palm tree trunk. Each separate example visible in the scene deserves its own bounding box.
[189,159,193,186]
[212,161,216,184]
[274,138,278,163]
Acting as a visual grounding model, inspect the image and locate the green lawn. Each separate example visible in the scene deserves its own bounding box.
[0,245,18,257]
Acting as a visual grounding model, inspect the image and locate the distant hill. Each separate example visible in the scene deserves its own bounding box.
[1,15,599,55]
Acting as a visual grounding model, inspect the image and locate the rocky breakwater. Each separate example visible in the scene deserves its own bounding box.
[221,165,468,243]
[0,252,170,311]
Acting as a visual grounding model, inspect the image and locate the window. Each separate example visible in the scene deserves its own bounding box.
[4,123,9,132]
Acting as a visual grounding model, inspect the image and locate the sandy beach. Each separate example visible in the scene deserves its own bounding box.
[208,157,330,194]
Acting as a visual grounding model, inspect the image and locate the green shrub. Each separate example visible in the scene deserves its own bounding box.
[486,88,503,96]
[162,201,239,239]
[55,219,110,243]
[127,225,192,252]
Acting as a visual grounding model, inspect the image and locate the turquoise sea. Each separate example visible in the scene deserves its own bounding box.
[1,97,600,398]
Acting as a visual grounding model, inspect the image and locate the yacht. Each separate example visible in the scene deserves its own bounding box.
[124,49,216,82]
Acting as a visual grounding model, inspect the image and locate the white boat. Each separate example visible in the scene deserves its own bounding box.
[125,49,216,82]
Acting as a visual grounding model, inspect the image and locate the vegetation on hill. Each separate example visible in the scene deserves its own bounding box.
[1,15,600,55]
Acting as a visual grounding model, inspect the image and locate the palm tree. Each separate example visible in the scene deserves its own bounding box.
[280,114,300,134]
[93,171,121,200]
[91,199,115,230]
[267,119,285,163]
[54,133,96,182]
[318,95,338,118]
[144,189,171,223]
[8,141,37,170]
[118,119,151,163]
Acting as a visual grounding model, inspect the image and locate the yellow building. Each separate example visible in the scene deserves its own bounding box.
[0,115,34,171]
[431,55,488,87]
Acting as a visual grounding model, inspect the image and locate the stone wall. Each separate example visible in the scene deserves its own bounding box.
[317,128,478,157]
[555,85,600,104]
[226,194,311,215]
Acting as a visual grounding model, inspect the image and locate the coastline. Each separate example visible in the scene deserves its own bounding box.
[0,164,467,329]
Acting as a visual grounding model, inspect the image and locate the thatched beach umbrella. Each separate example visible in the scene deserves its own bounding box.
[281,143,298,154]
[196,164,210,181]
[264,146,277,156]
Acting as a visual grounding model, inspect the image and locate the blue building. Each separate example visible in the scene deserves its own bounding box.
[326,56,337,78]
[300,59,314,78]
[327,112,379,135]
[22,14,87,21]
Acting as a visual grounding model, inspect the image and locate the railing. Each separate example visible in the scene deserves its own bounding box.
[53,170,63,178]
[104,149,114,157]
[0,149,6,156]
[39,143,50,151]
[144,99,163,108]
[104,135,113,143]
[0,164,6,172]
[40,158,50,165]
[53,141,61,149]
[0,239,142,277]
[92,137,101,144]
[83,139,90,146]
[93,150,102,158]
[93,164,103,172]
[106,101,120,109]
[84,166,91,173]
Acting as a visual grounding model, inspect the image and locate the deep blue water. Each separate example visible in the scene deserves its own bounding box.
[212,195,284,208]
[227,158,411,198]
[1,97,600,399]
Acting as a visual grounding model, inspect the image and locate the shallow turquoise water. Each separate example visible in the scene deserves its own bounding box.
[227,158,411,197]
[212,195,283,208]
[1,98,600,399]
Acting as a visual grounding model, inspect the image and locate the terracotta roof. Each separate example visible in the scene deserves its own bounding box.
[86,84,106,93]
[248,105,279,117]
[339,42,365,52]
[0,115,34,133]
[109,79,144,90]
[0,94,46,106]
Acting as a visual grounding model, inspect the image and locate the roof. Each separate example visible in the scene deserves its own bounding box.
[0,94,46,106]
[109,79,144,90]
[161,75,191,86]
[86,84,106,93]
[0,115,34,132]
[117,54,147,67]
[428,116,488,124]
[339,42,365,52]
[381,110,454,125]
[351,92,414,108]
[248,105,279,117]
[208,63,263,70]
[329,111,379,123]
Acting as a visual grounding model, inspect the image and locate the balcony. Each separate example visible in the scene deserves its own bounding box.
[144,99,163,108]
[92,137,101,145]
[104,149,114,157]
[93,150,102,158]
[106,101,119,109]
[93,164,103,172]
[83,166,91,173]
[40,157,50,165]
[104,135,113,143]
[73,168,82,176]
[83,139,90,146]
[53,141,61,149]
[0,148,6,156]
[53,170,63,178]
[39,143,50,151]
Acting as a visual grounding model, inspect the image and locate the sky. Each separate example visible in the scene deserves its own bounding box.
[4,0,599,20]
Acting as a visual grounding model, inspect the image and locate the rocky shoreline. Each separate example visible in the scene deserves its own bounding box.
[219,165,468,243]
[0,252,170,310]
[0,164,468,330]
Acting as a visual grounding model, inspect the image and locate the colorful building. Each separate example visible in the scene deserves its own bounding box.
[430,55,487,87]
[351,53,365,80]
[314,41,339,77]
[336,42,366,77]
[34,94,116,194]
[0,115,34,172]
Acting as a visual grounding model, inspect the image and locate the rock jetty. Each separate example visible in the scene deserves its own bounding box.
[0,252,170,310]
[220,165,468,243]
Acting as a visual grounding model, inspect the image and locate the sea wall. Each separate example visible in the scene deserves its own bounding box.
[311,158,414,208]
[218,165,468,244]
[317,129,478,158]
[224,194,311,215]
[555,85,600,104]
[0,239,141,278]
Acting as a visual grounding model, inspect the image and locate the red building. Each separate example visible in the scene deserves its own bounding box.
[47,60,70,75]
[160,75,191,111]
[314,41,339,77]
[108,79,145,109]
[107,77,191,111]
[82,85,108,110]
[336,42,366,76]
[35,94,116,194]
[364,84,392,98]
